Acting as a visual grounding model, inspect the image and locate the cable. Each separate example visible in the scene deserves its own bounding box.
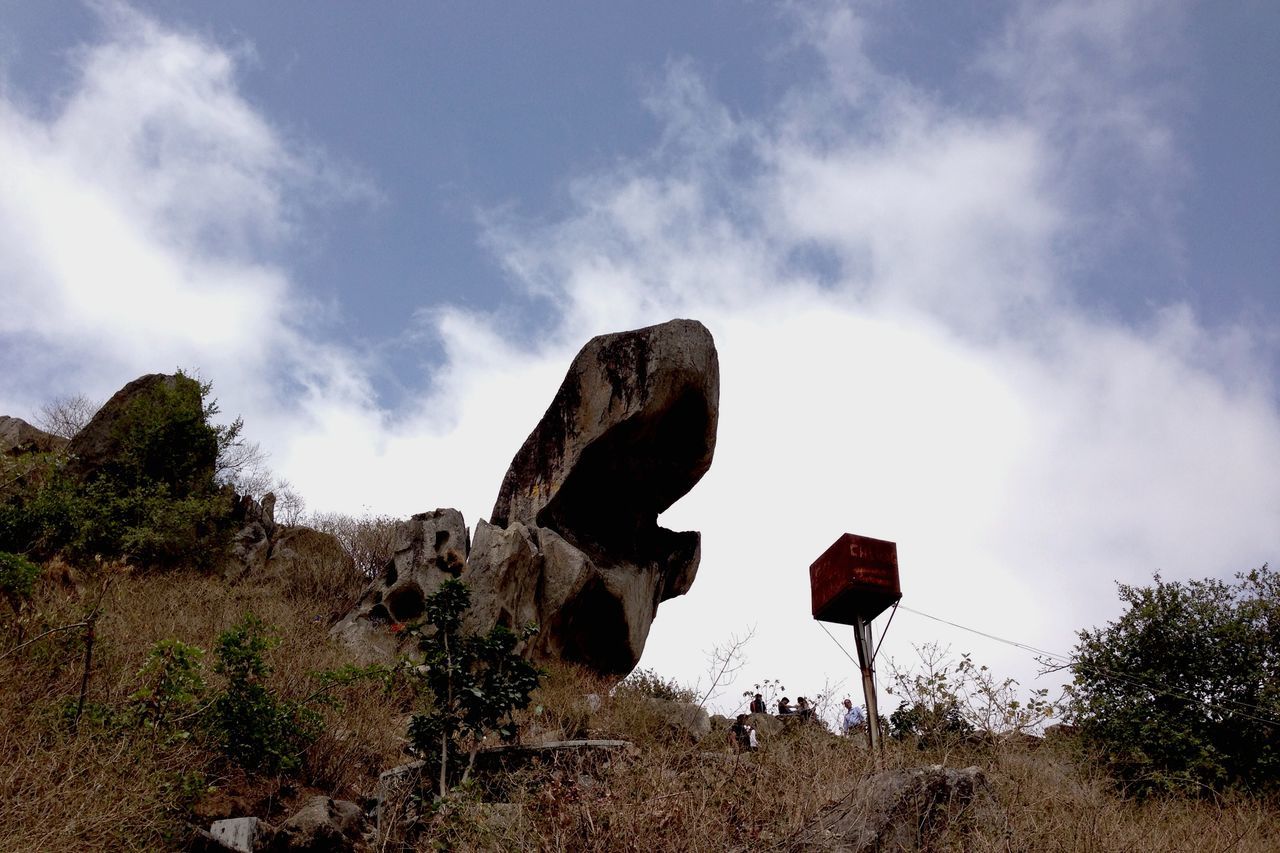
[893,604,1280,729]
[897,604,1072,662]
[814,603,1280,729]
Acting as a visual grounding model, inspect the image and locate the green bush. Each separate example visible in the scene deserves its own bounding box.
[128,639,206,739]
[1070,566,1280,795]
[618,667,696,704]
[211,614,319,773]
[0,372,235,569]
[0,550,41,607]
[407,579,543,797]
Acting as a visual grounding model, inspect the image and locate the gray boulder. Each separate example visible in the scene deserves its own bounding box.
[331,508,468,658]
[485,318,719,674]
[792,765,988,851]
[335,320,720,677]
[270,796,364,852]
[0,416,65,456]
[640,697,712,742]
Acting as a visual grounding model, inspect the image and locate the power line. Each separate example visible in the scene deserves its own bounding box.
[815,603,1280,729]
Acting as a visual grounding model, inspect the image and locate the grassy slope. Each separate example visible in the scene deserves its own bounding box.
[2,556,1278,852]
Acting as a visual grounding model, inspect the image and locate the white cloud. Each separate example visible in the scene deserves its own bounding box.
[0,2,372,455]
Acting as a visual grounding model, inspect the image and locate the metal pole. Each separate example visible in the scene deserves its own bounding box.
[852,615,882,755]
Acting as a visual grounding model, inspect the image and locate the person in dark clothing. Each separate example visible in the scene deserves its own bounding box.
[777,697,792,715]
[749,693,766,714]
[728,714,757,752]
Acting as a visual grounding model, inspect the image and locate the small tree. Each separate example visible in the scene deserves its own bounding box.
[211,614,319,773]
[34,393,100,439]
[407,579,542,798]
[1069,567,1280,795]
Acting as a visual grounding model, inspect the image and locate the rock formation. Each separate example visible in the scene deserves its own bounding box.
[66,372,217,491]
[0,416,65,457]
[791,765,989,851]
[336,318,719,676]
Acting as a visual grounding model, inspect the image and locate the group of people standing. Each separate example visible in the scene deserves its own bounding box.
[748,693,816,721]
[728,694,869,753]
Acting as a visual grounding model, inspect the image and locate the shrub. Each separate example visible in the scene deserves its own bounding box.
[127,639,206,739]
[618,666,697,704]
[0,551,40,611]
[1069,566,1280,795]
[406,579,543,797]
[211,614,319,773]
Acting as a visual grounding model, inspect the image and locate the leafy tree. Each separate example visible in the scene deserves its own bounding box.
[406,579,543,798]
[1068,567,1280,795]
[887,643,1058,747]
[887,644,975,747]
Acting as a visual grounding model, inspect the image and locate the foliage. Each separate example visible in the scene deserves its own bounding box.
[887,644,975,747]
[307,510,401,576]
[0,372,236,569]
[406,579,543,798]
[211,613,319,773]
[1068,566,1280,795]
[888,643,1059,747]
[0,550,41,612]
[619,667,697,704]
[127,639,206,739]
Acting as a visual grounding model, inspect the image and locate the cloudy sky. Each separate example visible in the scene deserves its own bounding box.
[2,1,1277,719]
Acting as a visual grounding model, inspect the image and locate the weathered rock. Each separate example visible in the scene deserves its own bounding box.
[65,372,217,490]
[640,697,712,742]
[225,493,278,578]
[270,796,364,852]
[335,319,719,677]
[208,816,274,852]
[332,509,468,657]
[0,416,65,456]
[487,319,717,673]
[747,711,783,738]
[264,526,354,585]
[792,765,988,852]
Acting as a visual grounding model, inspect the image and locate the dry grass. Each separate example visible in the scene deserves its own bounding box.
[0,557,405,852]
[2,563,1278,852]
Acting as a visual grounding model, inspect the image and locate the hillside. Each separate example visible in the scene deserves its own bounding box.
[2,358,1277,851]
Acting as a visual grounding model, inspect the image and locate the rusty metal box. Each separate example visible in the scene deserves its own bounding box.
[809,533,901,625]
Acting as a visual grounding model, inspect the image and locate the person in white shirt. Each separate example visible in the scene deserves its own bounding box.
[840,698,866,735]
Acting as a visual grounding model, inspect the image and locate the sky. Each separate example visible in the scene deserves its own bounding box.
[1,1,1277,722]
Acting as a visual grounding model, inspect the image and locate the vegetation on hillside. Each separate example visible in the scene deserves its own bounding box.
[1069,566,1280,795]
[0,378,1277,849]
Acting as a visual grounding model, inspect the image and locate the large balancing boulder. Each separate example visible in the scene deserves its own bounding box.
[485,318,718,674]
[335,319,719,677]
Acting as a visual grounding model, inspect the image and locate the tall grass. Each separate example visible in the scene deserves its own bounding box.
[2,558,1277,851]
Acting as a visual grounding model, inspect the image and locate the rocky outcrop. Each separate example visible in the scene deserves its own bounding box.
[335,319,719,676]
[272,796,364,852]
[791,765,988,851]
[65,372,217,490]
[0,416,65,456]
[490,318,717,574]
[331,509,470,659]
[226,493,278,577]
